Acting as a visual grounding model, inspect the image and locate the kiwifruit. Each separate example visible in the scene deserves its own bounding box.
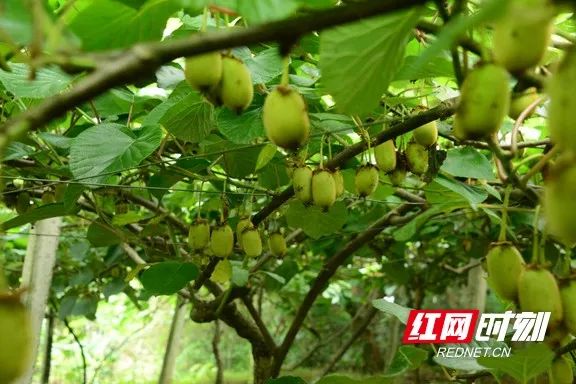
[548,48,576,151]
[188,219,211,251]
[220,55,253,113]
[544,162,576,244]
[236,217,252,250]
[263,85,310,150]
[292,166,313,203]
[453,64,510,140]
[485,242,525,301]
[509,88,539,120]
[268,232,287,257]
[15,192,30,214]
[548,356,573,384]
[184,52,223,92]
[355,164,379,197]
[560,280,576,335]
[241,227,262,258]
[333,169,345,197]
[210,224,234,258]
[405,143,429,175]
[312,169,337,210]
[374,140,396,173]
[493,0,554,73]
[211,259,232,284]
[413,121,438,147]
[518,267,563,328]
[0,296,31,383]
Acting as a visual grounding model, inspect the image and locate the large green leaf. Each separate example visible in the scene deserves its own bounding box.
[87,220,124,247]
[442,147,495,180]
[238,0,298,24]
[316,375,392,384]
[372,298,411,324]
[69,123,162,184]
[285,201,347,239]
[319,9,421,114]
[434,339,508,372]
[160,92,215,143]
[386,346,428,377]
[1,203,79,230]
[478,344,554,383]
[0,0,33,44]
[68,0,180,51]
[140,261,199,295]
[0,63,72,98]
[236,47,284,85]
[217,108,265,144]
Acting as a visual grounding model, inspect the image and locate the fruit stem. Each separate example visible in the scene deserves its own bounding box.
[531,205,541,265]
[498,184,512,242]
[319,135,324,168]
[281,56,290,87]
[519,145,560,188]
[201,6,209,32]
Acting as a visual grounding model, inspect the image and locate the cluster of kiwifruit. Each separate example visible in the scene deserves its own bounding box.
[188,217,287,282]
[453,0,556,140]
[485,242,576,382]
[185,52,253,113]
[0,269,31,383]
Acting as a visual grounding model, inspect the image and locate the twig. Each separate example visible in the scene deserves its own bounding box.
[120,243,146,265]
[63,318,88,384]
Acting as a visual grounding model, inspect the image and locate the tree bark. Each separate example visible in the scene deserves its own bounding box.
[18,217,61,384]
[159,299,187,384]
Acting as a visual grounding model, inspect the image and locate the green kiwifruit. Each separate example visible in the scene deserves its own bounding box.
[518,267,563,328]
[292,166,313,203]
[374,140,396,173]
[509,88,539,120]
[493,0,554,73]
[241,227,262,258]
[220,55,253,113]
[548,48,576,151]
[333,169,344,197]
[486,242,525,301]
[211,259,232,284]
[236,217,252,250]
[184,52,223,91]
[210,224,234,258]
[312,169,337,210]
[560,280,576,335]
[0,296,31,383]
[544,162,576,244]
[263,85,310,150]
[413,121,438,147]
[268,232,287,257]
[405,143,429,175]
[355,164,379,197]
[548,356,573,384]
[453,64,510,140]
[188,219,210,251]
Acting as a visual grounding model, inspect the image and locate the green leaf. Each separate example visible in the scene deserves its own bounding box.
[319,9,421,114]
[0,63,72,98]
[256,144,277,171]
[316,375,392,384]
[442,147,495,180]
[69,123,162,184]
[3,142,35,161]
[160,92,215,143]
[1,203,78,230]
[285,201,347,239]
[0,0,33,44]
[372,298,411,324]
[395,55,454,80]
[217,108,265,144]
[477,344,554,383]
[140,261,199,295]
[68,0,180,51]
[112,212,149,226]
[238,0,298,24]
[432,175,488,206]
[434,339,508,372]
[231,261,249,287]
[59,294,99,320]
[238,47,284,84]
[386,346,428,376]
[393,206,444,242]
[87,220,124,247]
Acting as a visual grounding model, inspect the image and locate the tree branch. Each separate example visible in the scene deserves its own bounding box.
[272,203,423,375]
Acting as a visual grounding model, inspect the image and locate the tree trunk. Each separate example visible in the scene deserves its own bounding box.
[18,217,62,384]
[253,350,274,384]
[467,260,487,312]
[159,299,187,384]
[41,311,55,384]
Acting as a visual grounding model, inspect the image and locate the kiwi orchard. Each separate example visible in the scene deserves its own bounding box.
[0,1,576,384]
